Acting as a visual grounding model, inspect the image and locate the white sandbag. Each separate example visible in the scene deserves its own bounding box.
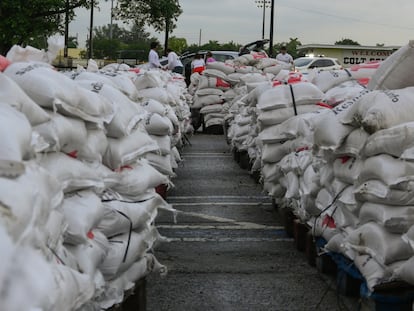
[200,104,224,115]
[0,72,50,126]
[98,71,139,100]
[256,57,280,69]
[239,73,269,85]
[322,80,365,107]
[144,113,173,136]
[258,112,317,144]
[202,68,228,80]
[197,76,231,90]
[195,88,224,96]
[310,70,353,93]
[43,264,95,311]
[235,65,258,74]
[33,111,87,154]
[341,87,414,134]
[354,254,395,292]
[103,130,159,170]
[66,230,109,275]
[99,227,159,280]
[258,104,325,127]
[38,152,104,193]
[348,61,380,80]
[139,98,168,115]
[149,134,171,155]
[98,194,173,237]
[192,94,223,108]
[261,138,304,163]
[358,154,414,187]
[138,87,170,105]
[363,121,414,158]
[72,70,118,88]
[368,40,414,90]
[61,190,105,244]
[134,71,164,90]
[205,61,236,74]
[355,179,414,206]
[263,182,286,198]
[393,256,414,286]
[334,128,369,157]
[76,80,144,138]
[76,85,115,124]
[313,90,371,150]
[77,127,108,163]
[344,221,414,265]
[0,226,54,311]
[110,159,170,198]
[205,117,224,128]
[359,202,414,234]
[402,225,414,250]
[261,163,283,183]
[0,103,33,161]
[332,156,362,184]
[144,153,175,177]
[257,82,324,111]
[0,161,63,242]
[5,62,113,124]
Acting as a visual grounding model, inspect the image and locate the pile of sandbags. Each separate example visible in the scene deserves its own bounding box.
[0,41,190,310]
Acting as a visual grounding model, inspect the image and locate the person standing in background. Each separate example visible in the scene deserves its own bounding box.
[205,51,216,63]
[276,46,293,64]
[166,48,184,74]
[148,41,162,69]
[191,53,206,74]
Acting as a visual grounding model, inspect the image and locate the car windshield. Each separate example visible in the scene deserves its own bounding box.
[293,58,314,67]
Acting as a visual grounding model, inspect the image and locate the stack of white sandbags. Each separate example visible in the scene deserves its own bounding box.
[307,41,414,291]
[0,55,185,309]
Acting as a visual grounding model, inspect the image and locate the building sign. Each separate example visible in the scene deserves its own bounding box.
[342,49,393,65]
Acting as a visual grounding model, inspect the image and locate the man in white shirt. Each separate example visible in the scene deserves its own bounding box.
[148,42,162,69]
[166,48,184,74]
[276,46,293,64]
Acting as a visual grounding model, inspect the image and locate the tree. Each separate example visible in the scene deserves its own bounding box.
[335,38,360,46]
[168,37,187,54]
[0,0,90,55]
[114,0,182,53]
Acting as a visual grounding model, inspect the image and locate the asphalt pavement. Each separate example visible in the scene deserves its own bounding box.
[146,133,368,311]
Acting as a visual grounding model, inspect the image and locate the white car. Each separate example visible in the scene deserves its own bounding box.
[293,56,342,74]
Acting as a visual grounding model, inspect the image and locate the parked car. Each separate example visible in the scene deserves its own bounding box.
[180,50,239,85]
[293,56,342,74]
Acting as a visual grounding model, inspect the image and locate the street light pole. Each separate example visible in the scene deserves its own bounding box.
[255,0,270,40]
[110,0,114,40]
[269,0,275,57]
[88,0,94,59]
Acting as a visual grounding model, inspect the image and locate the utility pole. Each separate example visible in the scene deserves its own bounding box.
[64,0,69,57]
[269,0,275,57]
[110,0,114,40]
[88,0,94,59]
[255,0,270,40]
[199,29,202,47]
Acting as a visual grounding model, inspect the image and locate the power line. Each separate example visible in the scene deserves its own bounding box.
[279,2,414,31]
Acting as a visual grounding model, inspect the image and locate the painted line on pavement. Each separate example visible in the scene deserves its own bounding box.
[168,195,272,200]
[174,210,279,230]
[171,202,272,206]
[157,224,284,230]
[163,237,293,242]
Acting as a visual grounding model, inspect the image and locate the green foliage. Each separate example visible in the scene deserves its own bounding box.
[114,0,182,51]
[272,37,302,58]
[86,22,158,61]
[335,38,360,46]
[183,41,241,54]
[0,0,89,55]
[168,37,188,54]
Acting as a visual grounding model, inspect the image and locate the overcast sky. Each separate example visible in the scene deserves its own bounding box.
[70,0,414,48]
